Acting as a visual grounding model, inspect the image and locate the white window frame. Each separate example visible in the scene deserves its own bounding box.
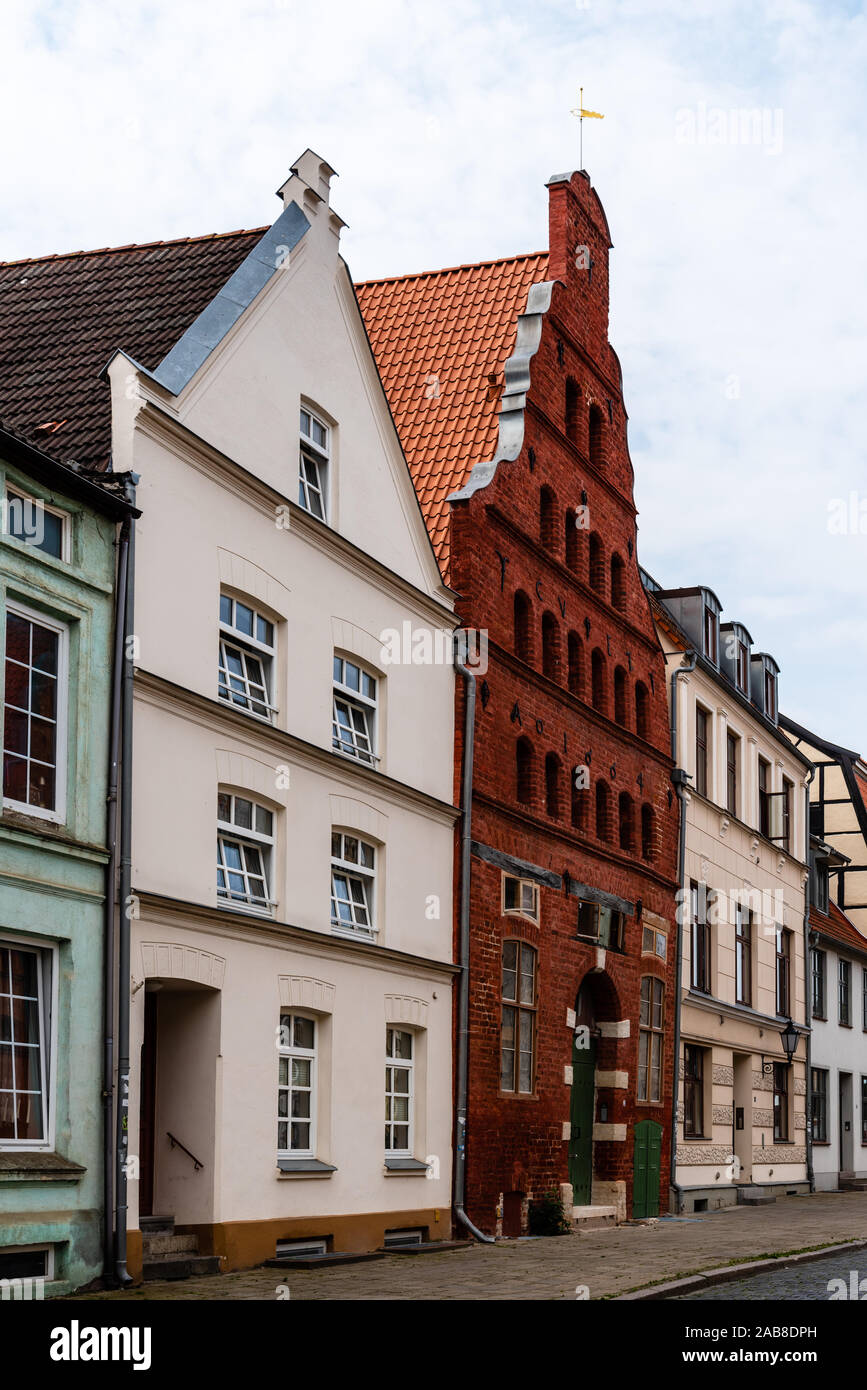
[0,1242,55,1280]
[216,792,276,915]
[2,601,69,824]
[385,1027,414,1156]
[298,407,330,521]
[330,831,376,938]
[218,594,277,722]
[641,925,668,961]
[277,1012,316,1159]
[0,935,57,1153]
[3,487,70,564]
[502,874,539,924]
[332,656,378,765]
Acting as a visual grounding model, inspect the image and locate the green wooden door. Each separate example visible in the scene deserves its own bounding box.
[569,1037,596,1204]
[632,1119,662,1218]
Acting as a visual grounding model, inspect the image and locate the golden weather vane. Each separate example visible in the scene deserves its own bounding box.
[570,87,604,171]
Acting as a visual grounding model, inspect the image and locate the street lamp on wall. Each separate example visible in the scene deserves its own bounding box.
[761,1018,800,1074]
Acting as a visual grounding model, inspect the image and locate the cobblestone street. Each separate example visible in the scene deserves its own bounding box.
[679,1249,867,1301]
[68,1192,867,1301]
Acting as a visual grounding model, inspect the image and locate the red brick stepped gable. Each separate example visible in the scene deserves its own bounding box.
[359,170,680,1232]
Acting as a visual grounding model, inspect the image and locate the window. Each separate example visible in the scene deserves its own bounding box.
[577,900,625,952]
[565,378,579,442]
[811,948,826,1019]
[541,613,560,682]
[567,632,582,696]
[862,1077,867,1145]
[839,959,852,1026]
[764,667,777,721]
[618,791,634,852]
[642,925,667,960]
[703,605,718,664]
[814,862,830,915]
[610,553,625,612]
[590,647,606,713]
[516,737,533,806]
[565,512,580,572]
[0,941,51,1147]
[695,707,708,799]
[513,591,532,663]
[332,656,377,764]
[595,779,611,841]
[330,832,376,937]
[735,904,752,1006]
[683,1045,704,1137]
[4,489,68,561]
[775,928,791,1017]
[3,604,67,820]
[782,776,794,853]
[298,407,329,520]
[539,486,557,552]
[635,682,649,740]
[385,1028,413,1153]
[501,942,536,1093]
[503,875,539,924]
[218,595,276,721]
[640,804,655,862]
[726,731,739,817]
[638,977,664,1102]
[217,793,274,913]
[277,1014,315,1156]
[690,882,711,995]
[613,666,627,726]
[758,757,771,838]
[588,533,605,594]
[736,641,748,694]
[773,1063,788,1141]
[588,404,605,468]
[811,1068,828,1143]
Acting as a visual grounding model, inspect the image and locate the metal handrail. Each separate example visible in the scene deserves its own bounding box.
[167,1132,204,1170]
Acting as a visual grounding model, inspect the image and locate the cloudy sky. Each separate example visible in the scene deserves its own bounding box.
[2,0,865,749]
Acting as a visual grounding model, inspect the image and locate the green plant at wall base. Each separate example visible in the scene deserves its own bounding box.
[528,1190,571,1236]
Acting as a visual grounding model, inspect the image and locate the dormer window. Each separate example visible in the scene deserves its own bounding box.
[736,643,748,692]
[299,407,329,521]
[703,604,718,665]
[764,668,777,721]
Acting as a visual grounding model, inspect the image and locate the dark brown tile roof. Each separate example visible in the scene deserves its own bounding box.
[0,229,266,469]
[810,899,867,953]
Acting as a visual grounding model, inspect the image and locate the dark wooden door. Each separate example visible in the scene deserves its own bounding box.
[632,1119,662,1217]
[569,1037,596,1204]
[139,991,157,1218]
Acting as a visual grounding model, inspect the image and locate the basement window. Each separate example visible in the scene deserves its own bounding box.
[383,1229,425,1248]
[0,1245,53,1279]
[275,1238,328,1259]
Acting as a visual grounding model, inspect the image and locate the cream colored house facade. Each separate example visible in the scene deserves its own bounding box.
[105,152,458,1275]
[649,581,812,1211]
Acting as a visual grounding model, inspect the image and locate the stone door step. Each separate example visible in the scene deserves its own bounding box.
[381,1240,468,1255]
[572,1205,617,1228]
[142,1255,221,1281]
[838,1178,867,1191]
[737,1187,776,1205]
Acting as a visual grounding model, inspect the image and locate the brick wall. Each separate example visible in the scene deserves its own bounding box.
[450,171,680,1232]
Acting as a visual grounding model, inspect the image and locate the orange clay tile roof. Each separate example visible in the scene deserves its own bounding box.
[0,229,266,469]
[356,252,549,576]
[810,900,867,954]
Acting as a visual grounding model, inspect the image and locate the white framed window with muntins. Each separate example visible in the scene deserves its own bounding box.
[217,793,275,915]
[332,656,378,765]
[2,601,68,823]
[0,937,56,1151]
[298,407,329,521]
[3,488,70,563]
[277,1013,316,1158]
[330,832,376,938]
[218,595,276,722]
[385,1028,413,1155]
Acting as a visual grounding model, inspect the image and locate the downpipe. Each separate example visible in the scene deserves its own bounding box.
[669,651,697,1215]
[803,768,815,1193]
[453,631,495,1244]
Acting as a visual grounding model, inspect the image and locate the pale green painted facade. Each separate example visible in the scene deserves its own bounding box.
[0,440,122,1294]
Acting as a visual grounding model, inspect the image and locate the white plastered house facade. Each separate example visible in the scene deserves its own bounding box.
[105,151,458,1275]
[651,584,811,1211]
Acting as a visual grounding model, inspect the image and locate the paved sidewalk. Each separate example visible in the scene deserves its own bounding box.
[71,1192,867,1301]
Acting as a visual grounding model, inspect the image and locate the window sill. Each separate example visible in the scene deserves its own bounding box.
[330,925,378,943]
[218,900,276,919]
[384,1158,430,1175]
[0,1150,86,1182]
[277,1159,336,1178]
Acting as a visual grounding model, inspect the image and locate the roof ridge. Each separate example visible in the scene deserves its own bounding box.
[356,249,547,289]
[0,226,270,270]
